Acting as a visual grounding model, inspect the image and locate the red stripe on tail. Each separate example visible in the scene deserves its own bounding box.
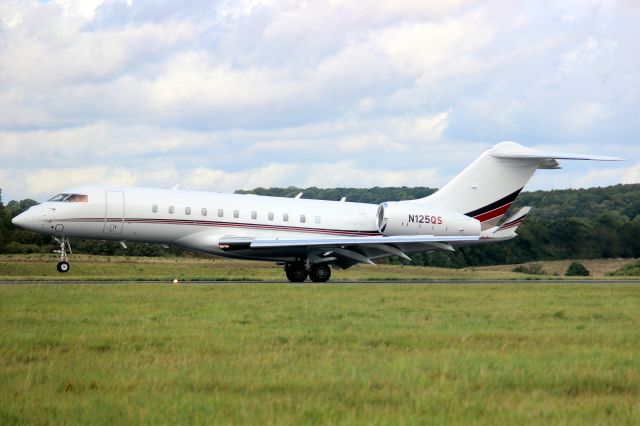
[473,203,512,223]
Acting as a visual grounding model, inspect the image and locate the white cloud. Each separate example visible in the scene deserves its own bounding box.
[564,101,613,135]
[373,16,494,80]
[186,163,301,192]
[23,167,137,199]
[148,52,301,113]
[0,19,196,88]
[0,0,638,202]
[571,167,626,189]
[263,0,474,41]
[622,163,640,184]
[303,163,441,189]
[185,162,441,193]
[54,0,106,20]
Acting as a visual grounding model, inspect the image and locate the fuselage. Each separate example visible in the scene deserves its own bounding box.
[10,142,619,281]
[13,184,479,262]
[15,185,380,259]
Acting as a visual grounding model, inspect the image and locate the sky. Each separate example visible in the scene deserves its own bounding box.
[0,0,638,202]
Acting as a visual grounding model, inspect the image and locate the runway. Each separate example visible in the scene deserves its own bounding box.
[1,279,639,285]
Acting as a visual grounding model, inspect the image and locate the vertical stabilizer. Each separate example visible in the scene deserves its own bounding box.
[417,142,622,230]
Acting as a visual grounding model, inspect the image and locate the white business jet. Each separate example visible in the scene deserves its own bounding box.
[12,142,620,282]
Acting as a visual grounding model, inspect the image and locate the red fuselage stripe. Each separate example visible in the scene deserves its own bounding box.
[59,217,381,236]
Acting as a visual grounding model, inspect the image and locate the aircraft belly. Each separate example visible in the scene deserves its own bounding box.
[213,250,298,263]
[174,224,372,262]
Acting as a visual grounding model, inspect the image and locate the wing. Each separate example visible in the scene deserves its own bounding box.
[218,235,479,269]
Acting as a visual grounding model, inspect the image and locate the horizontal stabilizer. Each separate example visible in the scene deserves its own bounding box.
[493,147,623,162]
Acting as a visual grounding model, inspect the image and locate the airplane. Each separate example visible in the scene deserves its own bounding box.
[11,141,621,282]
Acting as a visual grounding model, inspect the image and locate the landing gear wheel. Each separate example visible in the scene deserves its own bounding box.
[285,263,308,282]
[309,264,331,283]
[54,237,72,273]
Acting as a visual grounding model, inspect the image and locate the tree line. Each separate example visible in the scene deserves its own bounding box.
[1,184,638,267]
[239,184,640,267]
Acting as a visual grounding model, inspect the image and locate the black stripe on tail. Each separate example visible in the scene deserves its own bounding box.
[464,187,523,217]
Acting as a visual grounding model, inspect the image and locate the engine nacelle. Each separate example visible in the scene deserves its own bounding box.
[376,202,480,236]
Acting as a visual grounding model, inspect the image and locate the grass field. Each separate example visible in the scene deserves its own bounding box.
[1,283,639,424]
[0,254,637,281]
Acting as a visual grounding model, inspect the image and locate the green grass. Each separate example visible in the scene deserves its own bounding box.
[1,283,639,424]
[0,254,523,282]
[1,254,636,282]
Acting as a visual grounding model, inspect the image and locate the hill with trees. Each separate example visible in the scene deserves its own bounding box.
[1,184,638,267]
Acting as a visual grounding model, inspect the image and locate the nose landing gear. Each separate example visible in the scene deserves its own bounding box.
[54,237,72,273]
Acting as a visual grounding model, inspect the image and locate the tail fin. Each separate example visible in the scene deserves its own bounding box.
[419,142,621,230]
[481,207,531,240]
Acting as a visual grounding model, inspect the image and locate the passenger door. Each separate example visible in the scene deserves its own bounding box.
[104,190,125,234]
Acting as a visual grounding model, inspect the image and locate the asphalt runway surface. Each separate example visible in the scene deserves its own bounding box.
[1,279,639,285]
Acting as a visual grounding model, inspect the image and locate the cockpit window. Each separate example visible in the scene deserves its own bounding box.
[67,194,88,202]
[48,193,89,202]
[48,194,68,202]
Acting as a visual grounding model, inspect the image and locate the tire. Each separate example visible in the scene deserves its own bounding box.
[309,264,331,283]
[57,261,70,273]
[285,263,308,282]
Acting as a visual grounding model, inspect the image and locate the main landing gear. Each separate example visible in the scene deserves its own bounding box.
[284,262,332,283]
[54,237,72,273]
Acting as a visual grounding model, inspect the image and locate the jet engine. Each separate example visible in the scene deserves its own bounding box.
[376,202,480,236]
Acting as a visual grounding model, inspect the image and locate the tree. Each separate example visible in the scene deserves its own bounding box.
[1,184,639,262]
[566,262,590,276]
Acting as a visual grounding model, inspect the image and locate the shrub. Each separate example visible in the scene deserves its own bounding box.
[2,242,43,254]
[608,260,640,276]
[565,262,590,276]
[513,263,546,275]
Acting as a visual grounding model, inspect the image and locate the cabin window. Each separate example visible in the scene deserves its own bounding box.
[251,211,257,220]
[233,210,239,218]
[315,215,321,224]
[283,213,289,222]
[218,209,224,217]
[300,214,306,223]
[268,212,274,221]
[169,205,175,214]
[152,204,158,213]
[185,207,191,215]
[201,208,207,216]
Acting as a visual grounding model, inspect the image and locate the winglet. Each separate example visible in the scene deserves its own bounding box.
[496,207,530,231]
[482,207,531,240]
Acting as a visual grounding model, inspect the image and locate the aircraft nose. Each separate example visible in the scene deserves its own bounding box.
[11,211,30,228]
